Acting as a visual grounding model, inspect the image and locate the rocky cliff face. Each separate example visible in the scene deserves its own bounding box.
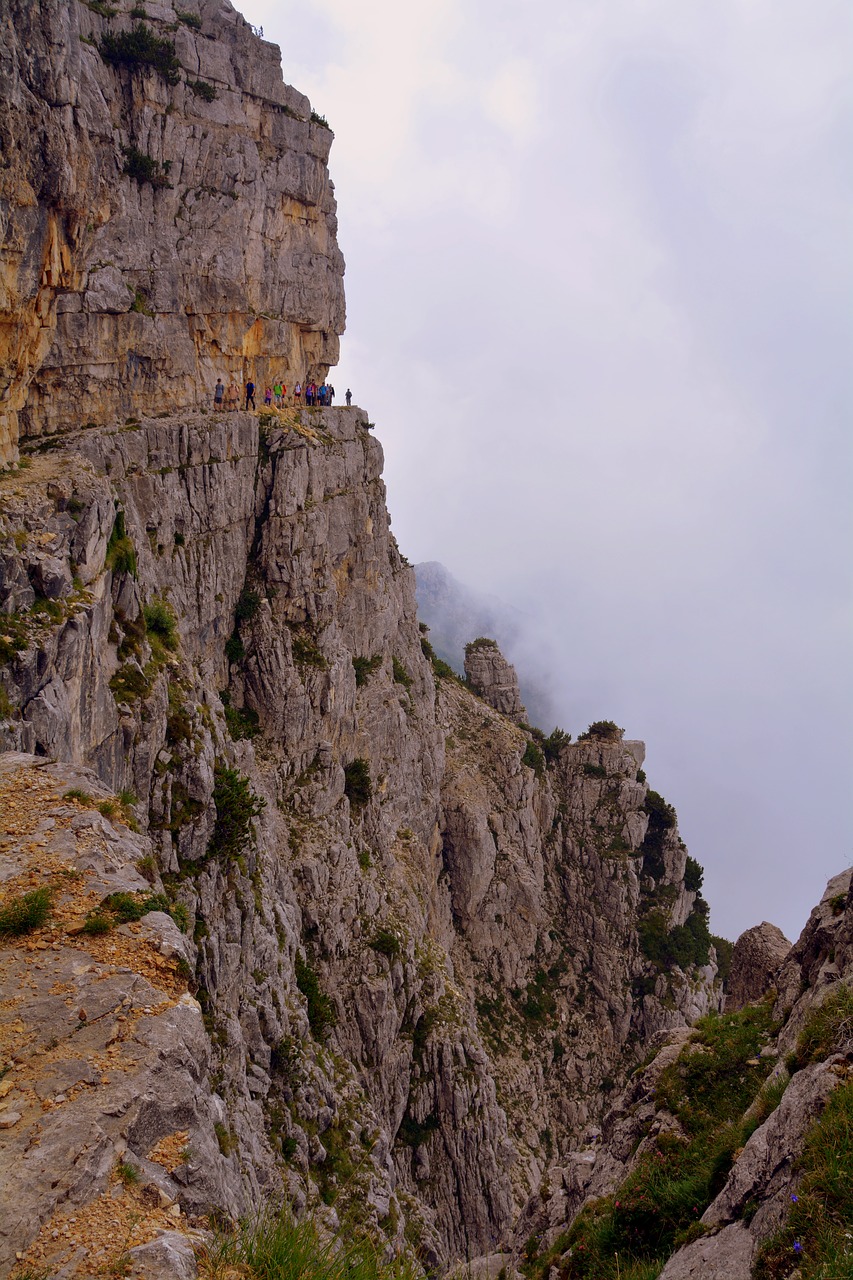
[514,872,853,1280]
[0,404,721,1273]
[0,0,344,465]
[0,5,726,1275]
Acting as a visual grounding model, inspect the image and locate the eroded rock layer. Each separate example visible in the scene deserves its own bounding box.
[0,407,720,1271]
[0,0,344,464]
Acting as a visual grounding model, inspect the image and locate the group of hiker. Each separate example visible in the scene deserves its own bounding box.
[213,377,353,411]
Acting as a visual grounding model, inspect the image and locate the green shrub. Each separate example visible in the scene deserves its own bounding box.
[640,789,678,880]
[522,741,545,776]
[582,762,607,778]
[344,759,372,811]
[82,912,113,935]
[636,768,647,783]
[235,589,261,622]
[63,788,94,805]
[0,887,52,936]
[122,146,171,188]
[143,598,178,650]
[105,509,137,577]
[464,636,497,654]
[99,23,181,84]
[224,631,245,664]
[684,855,704,893]
[711,934,734,984]
[208,764,265,861]
[639,899,712,971]
[295,954,336,1037]
[578,720,624,741]
[370,927,401,959]
[392,657,412,689]
[224,702,260,741]
[353,654,382,687]
[188,78,216,101]
[310,109,330,128]
[291,631,328,670]
[109,662,154,702]
[542,727,571,761]
[176,8,202,29]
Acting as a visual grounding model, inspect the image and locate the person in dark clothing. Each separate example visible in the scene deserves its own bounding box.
[327,384,335,405]
[345,388,352,406]
[245,379,256,410]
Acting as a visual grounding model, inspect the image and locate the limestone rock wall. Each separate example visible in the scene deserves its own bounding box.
[0,0,344,464]
[0,405,720,1268]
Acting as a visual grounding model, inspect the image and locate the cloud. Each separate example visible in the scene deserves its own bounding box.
[240,0,853,942]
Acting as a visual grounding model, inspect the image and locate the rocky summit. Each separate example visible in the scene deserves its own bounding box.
[1,5,851,1280]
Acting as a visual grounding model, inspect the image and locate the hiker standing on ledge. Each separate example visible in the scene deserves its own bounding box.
[214,379,224,410]
[345,388,352,406]
[245,378,256,410]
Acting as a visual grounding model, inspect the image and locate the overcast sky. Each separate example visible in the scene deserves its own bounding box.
[243,0,852,944]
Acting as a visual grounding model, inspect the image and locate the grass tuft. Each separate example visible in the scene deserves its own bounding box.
[0,887,52,936]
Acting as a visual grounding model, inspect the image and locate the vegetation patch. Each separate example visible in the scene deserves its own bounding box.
[392,656,412,689]
[0,887,52,937]
[105,508,137,577]
[143,597,178,655]
[753,1077,853,1280]
[353,654,382,687]
[208,764,265,862]
[344,758,372,811]
[122,145,172,188]
[369,927,401,959]
[582,762,608,779]
[291,630,328,671]
[578,720,624,742]
[522,740,545,777]
[175,8,202,29]
[295,954,336,1038]
[527,1002,778,1280]
[99,23,181,84]
[202,1206,420,1280]
[789,983,853,1072]
[188,78,217,100]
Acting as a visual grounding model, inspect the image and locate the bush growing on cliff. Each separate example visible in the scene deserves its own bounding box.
[208,763,265,861]
[99,23,181,84]
[542,727,571,762]
[344,759,372,811]
[522,740,545,777]
[353,654,382,687]
[121,145,172,189]
[294,954,336,1037]
[188,78,217,101]
[0,886,52,936]
[143,598,178,652]
[578,720,624,742]
[105,509,137,577]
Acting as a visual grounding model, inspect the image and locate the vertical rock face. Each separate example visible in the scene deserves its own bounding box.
[463,638,527,724]
[0,0,344,464]
[725,921,791,1011]
[0,407,721,1268]
[0,3,725,1271]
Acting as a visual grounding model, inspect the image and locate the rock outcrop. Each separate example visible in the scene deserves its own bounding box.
[513,874,853,1280]
[0,404,721,1271]
[0,0,344,464]
[0,2,731,1274]
[463,638,527,725]
[725,920,791,1011]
